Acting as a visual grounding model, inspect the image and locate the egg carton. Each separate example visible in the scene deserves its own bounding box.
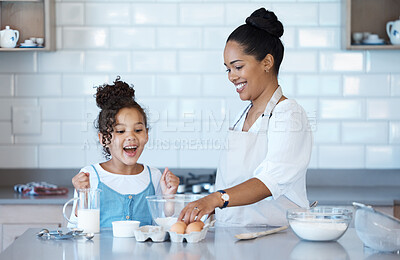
[134,225,168,242]
[168,220,215,243]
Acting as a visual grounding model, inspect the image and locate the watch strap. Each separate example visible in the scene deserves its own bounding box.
[217,190,229,209]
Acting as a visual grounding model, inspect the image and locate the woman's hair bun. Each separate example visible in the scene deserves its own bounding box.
[245,8,284,38]
[95,76,136,110]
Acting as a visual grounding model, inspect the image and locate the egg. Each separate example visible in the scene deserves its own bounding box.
[170,221,187,234]
[185,221,204,234]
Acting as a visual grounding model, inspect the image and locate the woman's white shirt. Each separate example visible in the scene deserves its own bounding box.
[232,99,312,208]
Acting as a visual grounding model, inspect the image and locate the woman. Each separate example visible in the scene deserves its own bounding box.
[179,8,312,227]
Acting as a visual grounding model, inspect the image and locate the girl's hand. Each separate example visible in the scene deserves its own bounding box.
[72,172,90,190]
[178,192,221,224]
[160,167,179,195]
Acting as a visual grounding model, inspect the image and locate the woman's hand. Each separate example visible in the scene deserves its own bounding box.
[178,192,222,224]
[160,167,180,195]
[72,172,90,190]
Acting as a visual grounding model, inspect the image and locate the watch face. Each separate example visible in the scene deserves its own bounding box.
[222,193,229,201]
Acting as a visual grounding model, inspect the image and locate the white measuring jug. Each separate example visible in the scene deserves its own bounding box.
[63,188,101,233]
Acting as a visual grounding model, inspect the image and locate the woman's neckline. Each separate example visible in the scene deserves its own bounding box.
[242,98,289,132]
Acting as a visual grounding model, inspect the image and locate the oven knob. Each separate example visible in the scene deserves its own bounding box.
[192,184,202,194]
[177,184,186,194]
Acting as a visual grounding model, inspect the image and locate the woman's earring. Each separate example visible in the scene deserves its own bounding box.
[265,68,269,73]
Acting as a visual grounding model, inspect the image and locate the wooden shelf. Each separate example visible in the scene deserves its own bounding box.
[343,0,400,50]
[347,44,400,51]
[0,0,55,51]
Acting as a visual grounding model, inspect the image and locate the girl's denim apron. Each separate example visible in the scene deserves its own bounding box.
[91,165,155,227]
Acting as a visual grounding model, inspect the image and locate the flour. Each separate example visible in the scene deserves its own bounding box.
[290,220,348,241]
[155,217,177,229]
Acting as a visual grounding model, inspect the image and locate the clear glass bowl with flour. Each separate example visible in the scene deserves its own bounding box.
[287,207,352,242]
[146,194,207,230]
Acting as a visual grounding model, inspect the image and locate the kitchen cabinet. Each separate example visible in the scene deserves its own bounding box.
[343,0,400,50]
[0,0,55,51]
[0,204,71,251]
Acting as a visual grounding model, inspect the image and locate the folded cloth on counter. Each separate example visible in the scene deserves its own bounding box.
[14,182,69,196]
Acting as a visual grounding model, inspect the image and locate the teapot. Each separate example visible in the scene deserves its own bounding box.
[0,26,19,48]
[387,17,400,45]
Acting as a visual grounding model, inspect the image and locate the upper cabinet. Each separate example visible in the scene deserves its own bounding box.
[343,0,400,50]
[0,0,55,51]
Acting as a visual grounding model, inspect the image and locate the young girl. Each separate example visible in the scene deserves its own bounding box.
[69,77,179,227]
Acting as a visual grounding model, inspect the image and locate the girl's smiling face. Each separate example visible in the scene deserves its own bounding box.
[101,107,148,168]
[224,40,269,101]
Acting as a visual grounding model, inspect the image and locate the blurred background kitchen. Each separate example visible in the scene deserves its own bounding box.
[0,0,399,251]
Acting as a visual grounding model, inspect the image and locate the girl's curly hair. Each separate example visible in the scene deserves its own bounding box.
[95,76,148,159]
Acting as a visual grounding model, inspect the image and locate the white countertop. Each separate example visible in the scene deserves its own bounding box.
[1,227,399,260]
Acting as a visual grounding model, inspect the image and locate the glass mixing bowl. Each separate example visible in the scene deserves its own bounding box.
[353,202,400,252]
[287,206,352,242]
[146,194,205,229]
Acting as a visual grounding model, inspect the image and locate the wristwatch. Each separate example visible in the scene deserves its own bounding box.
[217,190,230,209]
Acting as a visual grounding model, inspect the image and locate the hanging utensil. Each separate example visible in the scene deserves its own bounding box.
[309,200,318,208]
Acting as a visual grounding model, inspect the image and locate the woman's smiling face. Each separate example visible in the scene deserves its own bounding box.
[224,40,268,101]
[103,107,148,167]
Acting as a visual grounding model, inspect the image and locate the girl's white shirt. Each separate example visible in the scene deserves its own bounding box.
[79,163,162,195]
[230,99,312,208]
[68,163,162,227]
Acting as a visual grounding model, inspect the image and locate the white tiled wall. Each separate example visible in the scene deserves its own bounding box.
[0,0,399,169]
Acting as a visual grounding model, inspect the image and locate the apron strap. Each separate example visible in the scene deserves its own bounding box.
[91,164,101,183]
[259,86,283,132]
[230,103,252,130]
[231,86,283,132]
[146,165,155,189]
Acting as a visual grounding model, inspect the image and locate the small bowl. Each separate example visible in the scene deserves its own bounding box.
[146,194,206,229]
[287,207,352,242]
[24,39,34,45]
[352,32,363,44]
[112,220,140,237]
[353,202,400,252]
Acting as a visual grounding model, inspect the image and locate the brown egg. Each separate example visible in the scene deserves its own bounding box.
[170,221,187,234]
[185,221,204,234]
